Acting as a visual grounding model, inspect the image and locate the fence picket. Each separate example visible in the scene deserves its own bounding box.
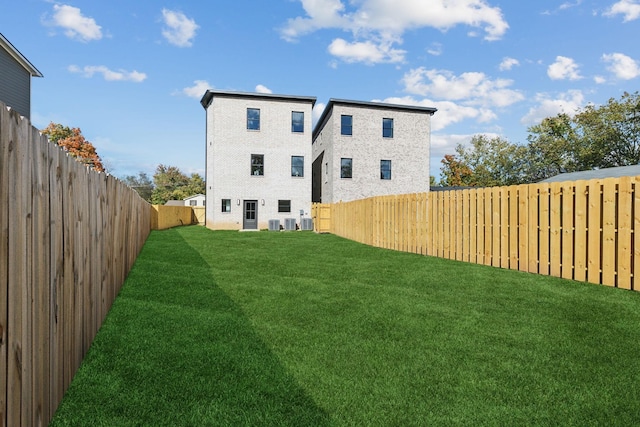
[0,103,10,426]
[617,177,632,289]
[549,183,562,278]
[539,184,550,276]
[574,181,587,282]
[561,182,575,280]
[602,178,617,286]
[492,187,501,267]
[587,180,602,284]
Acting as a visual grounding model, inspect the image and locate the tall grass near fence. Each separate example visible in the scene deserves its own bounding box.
[313,178,640,291]
[0,103,151,426]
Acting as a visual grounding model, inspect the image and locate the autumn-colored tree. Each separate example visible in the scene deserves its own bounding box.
[42,122,105,172]
[440,154,473,186]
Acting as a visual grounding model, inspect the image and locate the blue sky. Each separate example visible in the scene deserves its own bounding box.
[2,0,639,180]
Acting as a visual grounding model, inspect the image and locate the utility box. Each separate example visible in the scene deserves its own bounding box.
[284,218,297,230]
[268,219,280,231]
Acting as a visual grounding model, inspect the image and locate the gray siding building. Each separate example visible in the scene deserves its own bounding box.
[0,33,42,120]
[312,99,436,203]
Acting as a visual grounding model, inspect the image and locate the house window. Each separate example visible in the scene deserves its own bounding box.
[381,160,392,180]
[341,158,352,179]
[221,199,231,212]
[278,200,291,213]
[291,156,304,177]
[251,154,264,176]
[292,111,304,133]
[247,108,260,130]
[189,200,197,206]
[341,115,352,136]
[383,118,394,138]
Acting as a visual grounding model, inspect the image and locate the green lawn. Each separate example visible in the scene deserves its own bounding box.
[50,226,640,426]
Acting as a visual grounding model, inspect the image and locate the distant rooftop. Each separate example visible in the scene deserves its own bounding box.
[540,165,640,183]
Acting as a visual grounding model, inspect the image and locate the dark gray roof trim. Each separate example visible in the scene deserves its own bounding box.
[313,98,437,140]
[0,33,43,77]
[200,89,316,109]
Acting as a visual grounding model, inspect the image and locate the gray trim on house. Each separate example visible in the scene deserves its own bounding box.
[540,165,640,183]
[200,89,316,109]
[0,33,43,77]
[313,98,437,140]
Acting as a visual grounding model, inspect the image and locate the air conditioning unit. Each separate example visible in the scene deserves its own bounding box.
[268,219,280,231]
[301,218,313,231]
[284,218,297,231]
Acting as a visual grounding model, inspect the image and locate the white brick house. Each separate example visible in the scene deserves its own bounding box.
[200,90,316,230]
[312,99,437,203]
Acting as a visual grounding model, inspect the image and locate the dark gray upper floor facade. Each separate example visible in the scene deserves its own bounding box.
[0,33,43,120]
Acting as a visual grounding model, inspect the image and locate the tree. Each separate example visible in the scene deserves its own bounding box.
[574,91,640,168]
[150,164,205,204]
[524,91,640,181]
[440,135,527,187]
[42,122,105,172]
[440,154,473,186]
[524,113,582,182]
[122,172,154,202]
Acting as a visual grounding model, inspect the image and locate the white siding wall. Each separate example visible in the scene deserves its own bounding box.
[314,103,432,203]
[205,95,313,230]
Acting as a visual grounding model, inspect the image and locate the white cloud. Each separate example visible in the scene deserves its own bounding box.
[281,0,508,64]
[604,0,640,22]
[547,56,582,80]
[68,65,147,82]
[328,38,406,64]
[594,75,607,84]
[427,42,443,56]
[161,9,198,47]
[181,80,211,98]
[402,67,524,107]
[255,84,273,94]
[47,4,102,42]
[602,52,640,79]
[520,90,585,126]
[376,96,494,131]
[499,57,519,71]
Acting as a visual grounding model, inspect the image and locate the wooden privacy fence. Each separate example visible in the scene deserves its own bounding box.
[151,205,204,230]
[312,176,640,291]
[0,104,151,426]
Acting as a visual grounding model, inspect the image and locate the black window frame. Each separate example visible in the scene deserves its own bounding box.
[278,200,291,213]
[380,159,392,180]
[341,115,353,136]
[383,118,394,138]
[292,111,304,133]
[341,158,353,179]
[247,108,260,130]
[221,199,231,212]
[251,154,264,176]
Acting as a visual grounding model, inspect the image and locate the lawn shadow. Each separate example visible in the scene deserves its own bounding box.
[50,227,331,426]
